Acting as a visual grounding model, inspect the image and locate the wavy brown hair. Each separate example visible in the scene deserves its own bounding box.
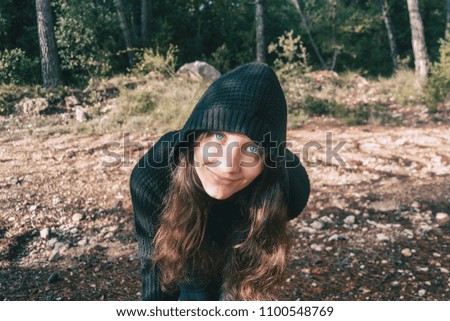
[151,131,291,300]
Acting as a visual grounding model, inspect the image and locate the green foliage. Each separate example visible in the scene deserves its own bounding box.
[268,30,310,79]
[210,44,231,73]
[0,48,39,85]
[130,45,178,77]
[425,38,450,112]
[53,0,117,85]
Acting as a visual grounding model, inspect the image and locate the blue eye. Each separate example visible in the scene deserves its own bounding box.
[214,132,224,140]
[246,145,259,154]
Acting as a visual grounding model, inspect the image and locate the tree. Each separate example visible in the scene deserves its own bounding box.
[35,0,61,87]
[379,0,398,72]
[255,0,266,63]
[291,0,326,68]
[406,0,429,80]
[114,0,135,66]
[141,0,151,47]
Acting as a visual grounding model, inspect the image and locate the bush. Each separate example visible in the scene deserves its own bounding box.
[268,30,310,80]
[425,38,450,112]
[0,48,40,85]
[130,45,178,78]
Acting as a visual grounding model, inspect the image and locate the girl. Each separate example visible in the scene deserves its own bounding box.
[130,62,310,300]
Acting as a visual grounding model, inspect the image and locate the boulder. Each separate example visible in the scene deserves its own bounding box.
[177,61,221,82]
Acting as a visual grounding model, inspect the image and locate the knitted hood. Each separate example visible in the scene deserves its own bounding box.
[178,62,287,154]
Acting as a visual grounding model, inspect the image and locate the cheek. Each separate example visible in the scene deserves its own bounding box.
[242,163,264,183]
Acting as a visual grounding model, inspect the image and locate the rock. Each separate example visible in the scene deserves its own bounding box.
[46,238,58,248]
[328,234,347,242]
[376,233,390,242]
[344,215,355,225]
[40,228,50,239]
[77,237,88,246]
[311,220,326,230]
[401,248,412,257]
[75,105,88,122]
[177,61,221,82]
[49,249,60,262]
[17,98,50,115]
[440,268,449,274]
[29,205,38,211]
[417,223,433,234]
[418,289,426,297]
[72,213,84,222]
[435,213,449,226]
[52,196,61,205]
[53,242,65,251]
[69,228,79,234]
[104,232,115,239]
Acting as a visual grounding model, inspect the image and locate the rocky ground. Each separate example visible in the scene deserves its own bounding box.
[0,113,449,301]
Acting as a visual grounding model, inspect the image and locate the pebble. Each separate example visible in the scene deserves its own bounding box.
[328,234,339,242]
[40,228,50,239]
[311,220,326,230]
[376,233,390,242]
[440,268,449,274]
[29,205,38,211]
[46,238,58,248]
[72,213,84,222]
[52,196,61,205]
[418,289,426,297]
[344,215,355,225]
[436,213,449,226]
[78,237,88,246]
[49,250,60,262]
[401,248,412,257]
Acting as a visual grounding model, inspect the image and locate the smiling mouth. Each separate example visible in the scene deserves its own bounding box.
[205,166,240,182]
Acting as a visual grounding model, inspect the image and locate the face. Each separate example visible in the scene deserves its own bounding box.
[193,131,265,200]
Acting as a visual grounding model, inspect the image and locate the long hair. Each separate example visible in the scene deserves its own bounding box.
[151,131,291,300]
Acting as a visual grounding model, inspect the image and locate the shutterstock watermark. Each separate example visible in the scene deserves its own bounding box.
[100,132,347,169]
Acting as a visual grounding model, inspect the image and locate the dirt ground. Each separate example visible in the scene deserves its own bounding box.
[0,114,449,301]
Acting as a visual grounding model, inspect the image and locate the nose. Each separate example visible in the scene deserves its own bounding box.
[219,141,241,174]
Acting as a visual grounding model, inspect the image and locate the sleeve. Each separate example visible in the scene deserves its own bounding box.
[284,148,310,220]
[129,132,180,301]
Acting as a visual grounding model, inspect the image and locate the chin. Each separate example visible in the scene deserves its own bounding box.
[204,188,234,200]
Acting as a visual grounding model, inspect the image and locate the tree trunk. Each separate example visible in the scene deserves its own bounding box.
[379,0,398,72]
[406,0,429,80]
[447,0,450,37]
[141,0,150,47]
[114,0,135,66]
[255,0,266,63]
[35,0,61,88]
[291,0,326,68]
